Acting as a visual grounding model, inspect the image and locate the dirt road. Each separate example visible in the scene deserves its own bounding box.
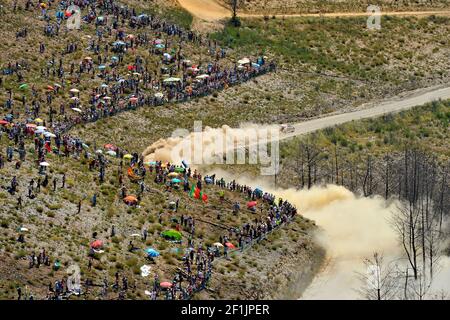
[177,0,450,21]
[280,85,450,141]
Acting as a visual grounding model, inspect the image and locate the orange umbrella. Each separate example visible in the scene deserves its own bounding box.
[90,240,103,249]
[47,85,55,91]
[124,195,138,205]
[160,282,173,289]
[225,242,235,249]
[104,144,117,151]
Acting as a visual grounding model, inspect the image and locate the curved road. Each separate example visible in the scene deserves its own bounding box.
[177,0,450,21]
[279,85,450,141]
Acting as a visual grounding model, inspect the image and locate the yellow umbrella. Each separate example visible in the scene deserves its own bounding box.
[35,118,43,123]
[167,172,179,178]
[123,154,133,160]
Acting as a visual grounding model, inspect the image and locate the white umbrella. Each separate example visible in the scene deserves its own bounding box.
[20,227,29,232]
[95,149,103,154]
[130,233,141,237]
[72,108,82,113]
[154,92,164,98]
[213,242,224,247]
[36,126,46,130]
[106,150,117,156]
[238,57,250,65]
[196,74,209,79]
[35,129,45,134]
[44,132,56,138]
[70,96,79,101]
[163,77,181,83]
[70,88,80,93]
[39,162,50,167]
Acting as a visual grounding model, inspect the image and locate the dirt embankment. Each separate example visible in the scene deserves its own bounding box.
[197,217,325,300]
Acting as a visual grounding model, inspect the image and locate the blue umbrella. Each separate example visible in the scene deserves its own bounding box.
[146,248,160,258]
[98,65,106,70]
[171,178,181,183]
[155,44,165,49]
[113,41,126,46]
[111,56,119,61]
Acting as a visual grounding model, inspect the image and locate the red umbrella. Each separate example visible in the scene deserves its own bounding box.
[129,97,138,103]
[26,123,37,128]
[104,144,117,151]
[127,65,135,71]
[90,240,103,249]
[247,201,257,208]
[160,282,173,289]
[225,242,235,249]
[0,120,9,125]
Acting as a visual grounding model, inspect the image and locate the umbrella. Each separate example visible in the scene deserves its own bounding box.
[35,129,45,134]
[26,123,37,128]
[54,83,62,88]
[171,178,181,183]
[145,248,160,258]
[247,201,257,208]
[70,96,79,101]
[84,57,92,61]
[19,227,29,232]
[155,44,165,49]
[163,77,181,83]
[196,74,209,79]
[174,167,185,173]
[213,242,224,248]
[123,154,133,159]
[0,120,9,125]
[90,240,103,249]
[39,162,50,167]
[163,53,171,59]
[124,195,138,205]
[47,85,55,91]
[129,97,138,103]
[161,230,182,241]
[44,132,56,138]
[104,144,117,151]
[154,92,164,98]
[100,83,109,88]
[19,83,29,90]
[225,242,236,249]
[113,41,126,46]
[70,88,80,93]
[36,126,46,130]
[95,149,103,154]
[160,282,172,289]
[154,39,163,44]
[72,108,82,113]
[167,172,179,178]
[98,65,106,70]
[106,150,117,156]
[111,56,119,61]
[238,58,250,65]
[34,118,43,123]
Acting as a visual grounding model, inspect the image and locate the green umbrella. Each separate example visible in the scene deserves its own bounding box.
[19,83,29,90]
[161,229,182,241]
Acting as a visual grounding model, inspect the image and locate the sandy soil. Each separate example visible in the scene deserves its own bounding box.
[178,0,450,21]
